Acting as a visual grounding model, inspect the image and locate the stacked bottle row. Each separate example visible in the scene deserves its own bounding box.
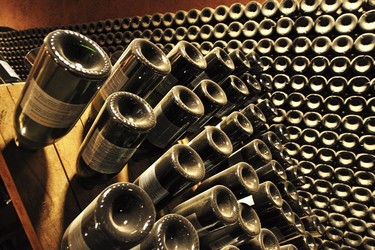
[11,28,323,249]
[0,0,374,80]
[254,0,375,249]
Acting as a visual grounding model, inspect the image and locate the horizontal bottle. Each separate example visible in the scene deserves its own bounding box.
[314,14,335,35]
[328,212,347,229]
[216,111,253,151]
[294,16,314,35]
[90,39,171,119]
[186,80,227,134]
[14,30,111,150]
[311,194,330,209]
[279,0,300,17]
[274,37,293,55]
[315,164,334,180]
[242,20,259,38]
[330,197,348,213]
[356,153,375,171]
[188,47,235,89]
[171,185,239,236]
[228,21,244,39]
[141,85,204,152]
[213,75,249,119]
[341,114,363,132]
[261,0,280,18]
[301,215,325,238]
[348,201,368,219]
[238,228,280,250]
[281,232,318,250]
[200,7,215,24]
[335,13,358,34]
[195,162,259,201]
[214,5,229,23]
[354,170,375,188]
[332,183,352,199]
[61,182,155,249]
[343,231,363,249]
[134,144,205,210]
[255,38,274,56]
[244,1,262,20]
[358,10,375,32]
[256,160,287,186]
[187,126,233,176]
[228,139,272,170]
[76,92,156,188]
[347,217,367,234]
[240,104,267,132]
[299,0,321,15]
[311,36,331,55]
[200,203,261,249]
[136,214,199,250]
[354,33,375,53]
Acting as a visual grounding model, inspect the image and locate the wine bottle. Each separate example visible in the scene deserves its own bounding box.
[335,13,358,34]
[294,16,314,36]
[311,36,331,55]
[228,139,272,170]
[141,85,204,151]
[187,126,233,176]
[354,33,375,53]
[244,1,262,20]
[256,160,287,186]
[146,41,206,107]
[171,185,239,236]
[90,38,171,120]
[13,30,111,150]
[261,0,280,18]
[258,18,276,37]
[274,37,293,55]
[61,182,155,249]
[135,214,199,250]
[186,80,227,135]
[188,47,235,89]
[229,49,251,78]
[238,228,280,250]
[279,0,300,17]
[243,20,259,38]
[214,5,229,23]
[216,111,253,151]
[76,92,156,188]
[134,144,205,210]
[195,162,259,200]
[213,75,249,119]
[200,203,261,249]
[282,232,318,250]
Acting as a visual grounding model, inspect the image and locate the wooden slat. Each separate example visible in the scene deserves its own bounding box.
[0,83,81,249]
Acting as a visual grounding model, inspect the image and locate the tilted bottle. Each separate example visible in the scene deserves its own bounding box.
[146,41,206,107]
[238,228,280,250]
[61,182,155,249]
[187,126,233,176]
[134,144,205,211]
[195,162,259,200]
[171,185,239,237]
[200,203,261,249]
[134,214,199,250]
[90,38,171,119]
[188,47,235,89]
[76,92,156,188]
[13,30,111,150]
[139,85,204,154]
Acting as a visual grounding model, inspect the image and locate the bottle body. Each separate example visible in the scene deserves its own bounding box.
[13,30,111,150]
[76,92,156,188]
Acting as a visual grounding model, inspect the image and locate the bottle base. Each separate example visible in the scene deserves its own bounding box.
[13,130,48,151]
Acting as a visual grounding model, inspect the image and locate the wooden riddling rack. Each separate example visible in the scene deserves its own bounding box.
[0,83,153,249]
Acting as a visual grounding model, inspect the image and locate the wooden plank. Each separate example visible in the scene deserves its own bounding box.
[0,83,81,249]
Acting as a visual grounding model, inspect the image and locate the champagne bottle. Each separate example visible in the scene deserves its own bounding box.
[146,41,207,107]
[76,92,156,188]
[216,111,253,151]
[90,38,171,119]
[188,47,235,89]
[195,162,259,200]
[188,126,233,176]
[186,80,227,134]
[13,30,111,150]
[141,85,204,151]
[134,214,199,250]
[200,203,261,249]
[171,185,239,236]
[238,228,280,250]
[61,182,155,249]
[228,139,272,170]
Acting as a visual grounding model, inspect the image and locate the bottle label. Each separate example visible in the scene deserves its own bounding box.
[154,74,179,96]
[238,195,255,206]
[20,78,86,128]
[100,66,129,99]
[138,165,169,204]
[0,60,20,79]
[146,107,182,148]
[64,209,90,250]
[81,128,136,174]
